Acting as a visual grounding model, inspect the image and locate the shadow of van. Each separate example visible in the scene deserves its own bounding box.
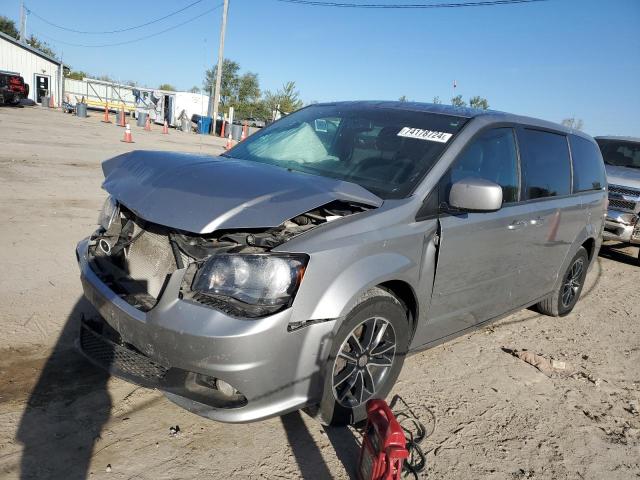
[16,297,113,480]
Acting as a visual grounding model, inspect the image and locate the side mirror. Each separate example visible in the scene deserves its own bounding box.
[449,178,503,212]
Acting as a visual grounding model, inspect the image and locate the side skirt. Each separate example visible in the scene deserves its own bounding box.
[407,292,552,356]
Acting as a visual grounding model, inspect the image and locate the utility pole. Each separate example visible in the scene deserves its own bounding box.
[210,0,229,136]
[19,1,27,44]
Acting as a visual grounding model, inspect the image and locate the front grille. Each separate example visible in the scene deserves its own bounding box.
[609,184,640,197]
[80,322,169,384]
[608,198,637,212]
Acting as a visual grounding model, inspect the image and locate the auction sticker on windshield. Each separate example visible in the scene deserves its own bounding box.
[397,127,452,143]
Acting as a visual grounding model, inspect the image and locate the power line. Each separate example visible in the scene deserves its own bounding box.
[25,0,206,34]
[35,4,223,48]
[272,0,548,8]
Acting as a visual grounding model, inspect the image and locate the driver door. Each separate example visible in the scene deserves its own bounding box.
[427,127,531,338]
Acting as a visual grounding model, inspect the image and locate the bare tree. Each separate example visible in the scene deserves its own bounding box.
[561,117,584,131]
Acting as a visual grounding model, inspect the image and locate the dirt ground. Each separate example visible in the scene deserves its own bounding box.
[0,105,638,480]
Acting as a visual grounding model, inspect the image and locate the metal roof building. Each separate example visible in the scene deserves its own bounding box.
[0,30,64,107]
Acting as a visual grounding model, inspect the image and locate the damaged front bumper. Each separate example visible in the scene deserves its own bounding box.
[603,209,640,245]
[75,238,336,423]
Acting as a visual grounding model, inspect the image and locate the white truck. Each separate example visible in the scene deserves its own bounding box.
[596,136,640,265]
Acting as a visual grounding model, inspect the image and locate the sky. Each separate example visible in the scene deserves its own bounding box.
[4,0,639,136]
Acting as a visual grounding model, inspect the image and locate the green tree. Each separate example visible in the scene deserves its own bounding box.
[451,95,466,107]
[398,95,408,102]
[65,70,88,80]
[469,95,489,110]
[158,83,176,91]
[561,117,584,131]
[188,86,200,93]
[26,35,57,59]
[432,96,442,104]
[265,81,303,114]
[235,72,261,118]
[0,15,19,38]
[203,59,240,107]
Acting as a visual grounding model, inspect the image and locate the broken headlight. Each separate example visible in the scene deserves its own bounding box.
[192,253,308,309]
[98,195,119,231]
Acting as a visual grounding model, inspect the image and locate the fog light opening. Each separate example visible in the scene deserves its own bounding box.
[194,373,238,397]
[215,379,237,397]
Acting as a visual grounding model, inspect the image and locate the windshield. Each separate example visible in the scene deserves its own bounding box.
[596,139,640,169]
[223,104,467,199]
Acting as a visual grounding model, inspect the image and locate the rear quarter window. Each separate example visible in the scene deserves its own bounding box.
[518,129,571,200]
[569,135,606,192]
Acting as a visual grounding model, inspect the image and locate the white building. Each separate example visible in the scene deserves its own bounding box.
[0,31,64,106]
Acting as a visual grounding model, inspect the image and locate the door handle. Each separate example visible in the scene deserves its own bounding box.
[507,220,527,230]
[530,217,545,226]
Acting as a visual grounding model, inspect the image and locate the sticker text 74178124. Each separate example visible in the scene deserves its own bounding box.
[396,127,452,143]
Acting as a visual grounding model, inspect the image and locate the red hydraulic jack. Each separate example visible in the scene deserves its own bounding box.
[357,399,409,480]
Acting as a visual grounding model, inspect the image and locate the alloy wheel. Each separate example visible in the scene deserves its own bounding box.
[561,257,585,308]
[332,316,396,408]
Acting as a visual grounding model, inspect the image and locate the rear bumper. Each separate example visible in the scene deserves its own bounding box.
[603,209,640,245]
[76,238,336,423]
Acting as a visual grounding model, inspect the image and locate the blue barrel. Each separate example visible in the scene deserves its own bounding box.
[198,116,212,134]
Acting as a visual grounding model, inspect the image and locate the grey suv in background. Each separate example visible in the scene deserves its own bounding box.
[76,102,607,424]
[595,136,640,264]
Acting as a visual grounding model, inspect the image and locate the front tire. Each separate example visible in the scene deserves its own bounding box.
[536,246,589,317]
[316,288,409,425]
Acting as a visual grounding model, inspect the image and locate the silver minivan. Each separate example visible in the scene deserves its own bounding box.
[76,102,607,424]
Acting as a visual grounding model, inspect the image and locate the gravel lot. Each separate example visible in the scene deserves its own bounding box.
[0,105,638,480]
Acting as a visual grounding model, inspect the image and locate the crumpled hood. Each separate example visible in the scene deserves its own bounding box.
[605,164,640,190]
[102,150,382,234]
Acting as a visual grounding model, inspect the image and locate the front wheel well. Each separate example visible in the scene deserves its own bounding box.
[377,280,418,339]
[582,237,596,260]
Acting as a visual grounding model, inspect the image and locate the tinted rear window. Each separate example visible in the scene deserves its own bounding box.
[519,129,571,200]
[570,136,606,192]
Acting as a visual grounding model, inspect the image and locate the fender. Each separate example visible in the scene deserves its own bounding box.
[307,251,416,322]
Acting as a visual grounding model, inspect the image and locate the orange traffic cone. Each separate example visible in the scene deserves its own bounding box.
[49,95,55,108]
[144,116,151,131]
[102,103,111,123]
[225,133,233,150]
[240,122,247,141]
[162,120,169,134]
[118,106,126,127]
[121,123,134,143]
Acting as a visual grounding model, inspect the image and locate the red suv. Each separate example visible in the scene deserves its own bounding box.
[0,71,29,105]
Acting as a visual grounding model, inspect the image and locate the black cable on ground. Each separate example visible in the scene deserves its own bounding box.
[390,395,433,478]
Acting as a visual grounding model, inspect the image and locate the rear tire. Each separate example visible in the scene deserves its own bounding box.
[536,246,589,317]
[315,288,409,426]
